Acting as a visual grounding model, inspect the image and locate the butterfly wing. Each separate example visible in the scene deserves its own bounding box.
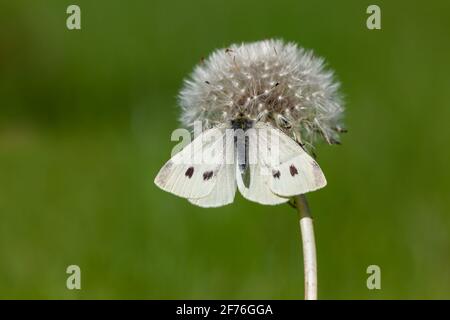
[189,131,237,208]
[189,164,236,207]
[270,153,326,197]
[154,126,228,199]
[254,122,327,197]
[235,127,289,205]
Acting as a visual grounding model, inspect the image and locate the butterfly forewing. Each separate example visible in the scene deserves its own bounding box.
[154,126,227,199]
[270,153,327,196]
[254,122,327,197]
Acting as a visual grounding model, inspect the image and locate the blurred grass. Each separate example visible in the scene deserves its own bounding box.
[1,0,450,299]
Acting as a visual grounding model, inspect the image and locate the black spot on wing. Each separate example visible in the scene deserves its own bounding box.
[289,165,298,176]
[203,171,214,181]
[272,170,281,179]
[185,167,194,178]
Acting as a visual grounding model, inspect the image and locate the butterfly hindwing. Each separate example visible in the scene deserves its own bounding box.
[235,127,289,205]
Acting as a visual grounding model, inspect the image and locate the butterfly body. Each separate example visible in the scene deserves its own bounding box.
[230,117,254,131]
[231,116,254,182]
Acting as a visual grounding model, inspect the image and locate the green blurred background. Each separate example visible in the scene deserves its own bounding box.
[1,0,449,299]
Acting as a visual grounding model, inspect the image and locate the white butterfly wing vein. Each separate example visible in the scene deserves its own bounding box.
[254,122,327,197]
[154,127,226,199]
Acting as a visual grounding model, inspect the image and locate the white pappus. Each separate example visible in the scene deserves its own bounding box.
[154,39,345,207]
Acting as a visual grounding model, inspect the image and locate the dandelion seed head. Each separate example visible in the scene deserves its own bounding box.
[179,39,345,146]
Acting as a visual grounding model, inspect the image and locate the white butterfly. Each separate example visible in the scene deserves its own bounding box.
[154,118,327,207]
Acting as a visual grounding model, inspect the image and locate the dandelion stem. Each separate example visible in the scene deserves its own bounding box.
[295,194,318,300]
